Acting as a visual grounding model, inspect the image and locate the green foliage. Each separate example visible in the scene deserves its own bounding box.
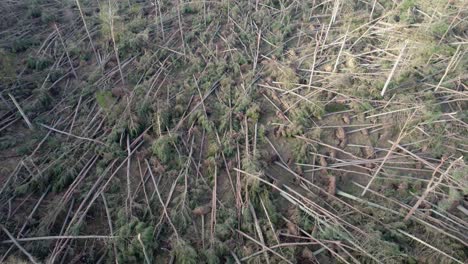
[299,211,314,231]
[246,103,261,123]
[263,61,298,90]
[50,165,73,192]
[234,96,253,114]
[11,38,36,53]
[202,241,229,264]
[193,111,214,133]
[115,218,155,263]
[182,3,200,14]
[221,136,236,157]
[26,56,51,70]
[41,12,57,24]
[99,3,120,40]
[430,21,449,38]
[0,135,18,150]
[48,69,64,82]
[87,68,103,84]
[15,183,30,195]
[202,248,220,264]
[95,91,115,110]
[350,101,374,112]
[127,16,147,33]
[362,233,405,264]
[292,140,312,164]
[257,125,266,143]
[325,103,348,113]
[291,101,324,127]
[206,140,219,158]
[153,101,177,134]
[399,0,416,11]
[258,193,279,225]
[118,29,149,56]
[397,0,418,23]
[0,50,15,84]
[152,134,178,164]
[173,240,198,264]
[16,141,35,156]
[28,6,42,18]
[241,156,264,199]
[215,210,237,240]
[438,187,462,212]
[172,206,192,233]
